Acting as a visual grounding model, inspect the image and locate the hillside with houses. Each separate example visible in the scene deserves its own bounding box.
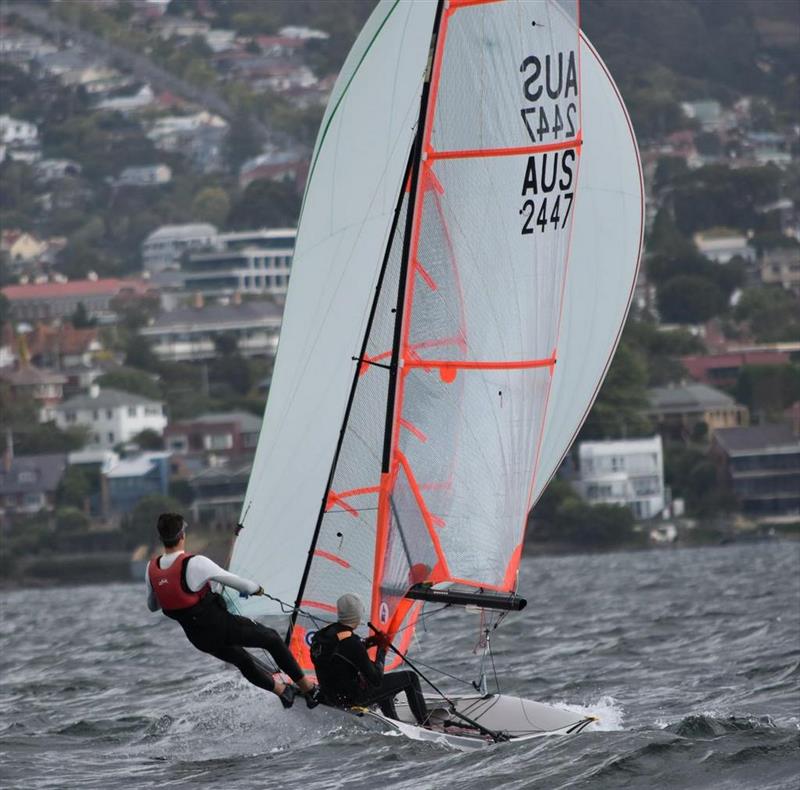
[0,0,798,584]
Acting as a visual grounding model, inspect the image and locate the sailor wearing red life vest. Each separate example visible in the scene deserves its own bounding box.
[146,512,319,709]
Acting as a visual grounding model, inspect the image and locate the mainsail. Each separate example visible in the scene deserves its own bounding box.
[230,0,643,678]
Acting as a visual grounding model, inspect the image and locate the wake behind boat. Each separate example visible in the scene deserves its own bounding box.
[228,0,643,747]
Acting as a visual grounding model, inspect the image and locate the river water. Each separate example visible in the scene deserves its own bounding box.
[1,543,798,789]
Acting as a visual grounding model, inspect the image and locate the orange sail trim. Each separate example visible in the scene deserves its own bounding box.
[370,470,394,630]
[313,549,351,569]
[288,624,313,670]
[335,484,381,500]
[396,450,450,579]
[325,490,359,517]
[399,418,427,443]
[414,258,438,291]
[428,136,582,162]
[405,355,556,372]
[450,0,506,9]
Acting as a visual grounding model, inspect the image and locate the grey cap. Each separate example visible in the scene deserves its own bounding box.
[337,593,364,628]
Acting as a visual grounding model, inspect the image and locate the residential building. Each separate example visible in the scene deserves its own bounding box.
[1,278,155,323]
[145,112,229,169]
[33,158,82,183]
[682,348,793,388]
[117,164,171,187]
[164,411,262,457]
[760,247,800,294]
[576,436,666,520]
[694,230,756,264]
[0,364,67,421]
[0,114,37,146]
[712,424,800,518]
[105,451,171,513]
[188,458,252,528]
[24,323,103,370]
[68,448,119,517]
[139,299,283,362]
[1,230,48,263]
[141,223,217,273]
[647,382,748,439]
[95,84,155,113]
[182,229,295,299]
[54,385,167,449]
[0,452,67,521]
[239,150,309,191]
[680,100,728,133]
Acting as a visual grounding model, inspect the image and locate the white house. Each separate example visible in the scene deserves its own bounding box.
[694,230,756,264]
[142,223,217,273]
[576,436,666,520]
[0,115,38,145]
[53,385,167,449]
[118,164,172,187]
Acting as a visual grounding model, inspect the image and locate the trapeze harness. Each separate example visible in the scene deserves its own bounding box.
[147,554,211,620]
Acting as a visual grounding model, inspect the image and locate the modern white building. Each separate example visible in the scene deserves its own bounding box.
[0,114,38,145]
[182,229,296,299]
[53,385,167,449]
[142,223,217,273]
[576,436,666,520]
[117,164,172,187]
[694,230,756,264]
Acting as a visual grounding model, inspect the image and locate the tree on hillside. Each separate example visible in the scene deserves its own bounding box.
[579,341,652,441]
[122,494,184,549]
[658,275,725,324]
[192,187,230,227]
[97,367,162,400]
[734,287,800,343]
[227,179,301,229]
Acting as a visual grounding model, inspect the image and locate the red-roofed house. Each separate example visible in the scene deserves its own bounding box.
[682,349,791,388]
[2,279,157,322]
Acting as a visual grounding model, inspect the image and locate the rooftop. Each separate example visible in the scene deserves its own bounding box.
[170,411,262,433]
[648,383,736,412]
[106,451,171,479]
[715,424,800,455]
[143,301,282,331]
[0,365,67,386]
[144,223,217,242]
[0,453,66,496]
[579,436,663,456]
[59,387,163,411]
[2,278,152,301]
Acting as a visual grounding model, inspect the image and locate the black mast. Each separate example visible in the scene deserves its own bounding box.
[286,1,446,645]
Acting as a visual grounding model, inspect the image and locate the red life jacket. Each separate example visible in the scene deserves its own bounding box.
[148,553,210,612]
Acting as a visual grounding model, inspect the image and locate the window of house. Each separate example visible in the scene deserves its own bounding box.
[106,409,113,419]
[169,437,188,452]
[93,410,99,421]
[128,406,137,417]
[108,432,114,443]
[94,433,100,444]
[18,471,36,484]
[65,411,76,423]
[204,433,233,450]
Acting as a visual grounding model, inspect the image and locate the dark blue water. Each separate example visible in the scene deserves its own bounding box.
[1,543,798,789]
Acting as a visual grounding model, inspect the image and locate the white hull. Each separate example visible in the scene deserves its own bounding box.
[348,694,596,750]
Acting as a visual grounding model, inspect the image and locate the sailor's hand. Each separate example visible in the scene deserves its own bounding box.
[366,630,391,651]
[254,586,266,596]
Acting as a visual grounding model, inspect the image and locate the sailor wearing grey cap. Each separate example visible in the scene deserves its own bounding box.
[146,512,320,710]
[309,593,428,724]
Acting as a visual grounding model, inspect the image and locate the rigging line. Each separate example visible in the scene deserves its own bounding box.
[368,621,508,743]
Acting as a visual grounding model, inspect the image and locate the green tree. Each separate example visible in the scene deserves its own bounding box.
[734,287,800,342]
[124,335,160,372]
[123,494,184,549]
[657,275,725,324]
[735,364,800,419]
[97,367,162,400]
[71,302,97,329]
[192,186,230,226]
[227,179,301,229]
[55,465,90,510]
[55,506,90,533]
[580,341,652,440]
[131,428,165,450]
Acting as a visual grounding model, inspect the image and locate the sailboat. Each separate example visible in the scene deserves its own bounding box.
[229,0,643,748]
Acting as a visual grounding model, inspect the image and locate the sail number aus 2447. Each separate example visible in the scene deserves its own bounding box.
[519,50,577,236]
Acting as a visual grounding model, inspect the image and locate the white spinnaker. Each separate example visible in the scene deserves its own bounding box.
[530,32,644,506]
[230,0,438,615]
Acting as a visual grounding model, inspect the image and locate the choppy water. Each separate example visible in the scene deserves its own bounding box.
[1,543,798,789]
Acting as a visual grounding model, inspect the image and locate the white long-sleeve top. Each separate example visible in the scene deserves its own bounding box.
[145,551,260,612]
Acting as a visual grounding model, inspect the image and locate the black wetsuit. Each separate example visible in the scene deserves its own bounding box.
[310,622,427,724]
[167,592,304,691]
